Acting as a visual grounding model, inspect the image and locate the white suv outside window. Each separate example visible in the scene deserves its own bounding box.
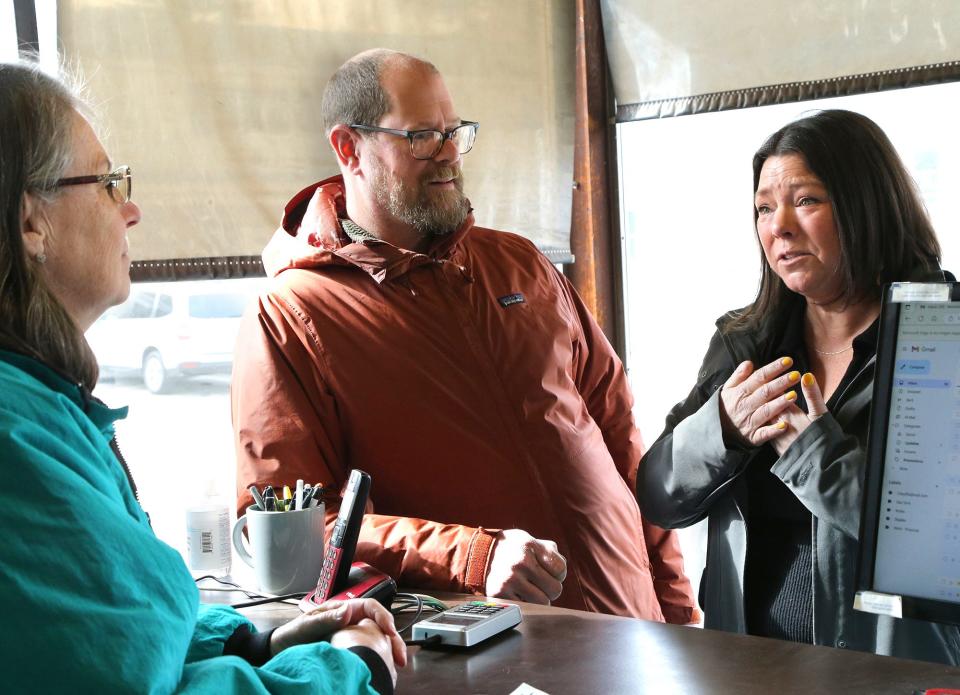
[86,278,265,393]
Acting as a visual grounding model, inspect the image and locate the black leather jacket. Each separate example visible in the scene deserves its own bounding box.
[638,290,960,664]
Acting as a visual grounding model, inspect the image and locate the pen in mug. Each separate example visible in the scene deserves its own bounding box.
[253,482,324,512]
[249,485,265,510]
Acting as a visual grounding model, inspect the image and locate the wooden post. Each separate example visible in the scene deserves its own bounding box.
[567,0,625,357]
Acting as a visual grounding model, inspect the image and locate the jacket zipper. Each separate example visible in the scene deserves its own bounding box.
[2,351,145,512]
[79,381,143,507]
[828,356,875,411]
[808,355,874,644]
[109,435,141,505]
[810,514,817,641]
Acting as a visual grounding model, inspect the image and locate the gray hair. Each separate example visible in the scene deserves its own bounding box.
[0,59,100,389]
[320,48,439,135]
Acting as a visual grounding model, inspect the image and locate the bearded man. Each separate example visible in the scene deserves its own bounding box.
[231,49,698,622]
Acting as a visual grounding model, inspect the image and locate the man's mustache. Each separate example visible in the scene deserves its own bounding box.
[424,166,462,185]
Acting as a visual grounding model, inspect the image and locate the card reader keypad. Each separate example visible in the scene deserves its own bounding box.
[451,602,509,615]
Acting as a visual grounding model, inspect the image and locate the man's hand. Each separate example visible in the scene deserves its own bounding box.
[484,529,567,604]
[270,597,407,671]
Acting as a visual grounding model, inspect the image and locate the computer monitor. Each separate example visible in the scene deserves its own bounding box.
[856,281,960,625]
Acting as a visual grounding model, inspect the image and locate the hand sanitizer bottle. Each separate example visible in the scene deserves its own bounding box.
[185,479,232,578]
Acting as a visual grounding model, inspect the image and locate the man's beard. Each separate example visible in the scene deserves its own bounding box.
[371,159,470,237]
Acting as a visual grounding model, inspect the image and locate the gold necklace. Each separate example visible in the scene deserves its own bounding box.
[811,345,853,356]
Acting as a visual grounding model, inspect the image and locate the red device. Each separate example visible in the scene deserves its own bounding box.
[300,561,397,611]
[299,470,396,610]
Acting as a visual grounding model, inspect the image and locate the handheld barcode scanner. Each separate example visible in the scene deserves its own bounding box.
[299,469,396,611]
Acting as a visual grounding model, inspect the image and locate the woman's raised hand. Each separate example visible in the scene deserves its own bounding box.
[720,357,828,454]
[771,371,828,456]
[720,357,798,447]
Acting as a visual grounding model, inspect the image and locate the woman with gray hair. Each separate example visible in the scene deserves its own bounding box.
[0,60,404,693]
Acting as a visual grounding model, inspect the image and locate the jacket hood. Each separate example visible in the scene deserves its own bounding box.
[262,174,475,283]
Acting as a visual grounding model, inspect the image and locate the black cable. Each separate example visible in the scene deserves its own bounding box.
[404,635,443,647]
[194,574,251,590]
[194,575,306,607]
[391,592,445,613]
[194,574,261,600]
[391,593,424,633]
[230,593,306,609]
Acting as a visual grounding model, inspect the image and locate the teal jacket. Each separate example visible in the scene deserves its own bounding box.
[0,349,380,693]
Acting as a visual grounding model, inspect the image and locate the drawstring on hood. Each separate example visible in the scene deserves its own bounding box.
[263,175,475,285]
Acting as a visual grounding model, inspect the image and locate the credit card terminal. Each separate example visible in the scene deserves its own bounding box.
[411,601,522,647]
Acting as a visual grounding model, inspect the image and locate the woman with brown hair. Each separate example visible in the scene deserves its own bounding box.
[637,109,959,663]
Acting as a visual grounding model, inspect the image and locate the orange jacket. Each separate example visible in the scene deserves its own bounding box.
[232,176,697,622]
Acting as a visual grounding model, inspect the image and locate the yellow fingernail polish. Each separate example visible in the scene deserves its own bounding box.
[788,371,800,382]
[776,420,787,430]
[802,373,815,387]
[784,390,797,401]
[781,357,793,367]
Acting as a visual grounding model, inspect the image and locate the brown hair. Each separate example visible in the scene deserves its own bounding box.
[729,109,942,333]
[320,48,438,135]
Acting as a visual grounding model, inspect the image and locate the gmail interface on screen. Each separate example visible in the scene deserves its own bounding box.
[875,301,960,602]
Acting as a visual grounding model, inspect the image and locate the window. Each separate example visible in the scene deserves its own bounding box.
[103,292,155,320]
[87,277,268,552]
[155,294,173,318]
[188,293,250,319]
[130,293,156,319]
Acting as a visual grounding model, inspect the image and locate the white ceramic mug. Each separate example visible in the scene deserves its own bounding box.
[232,503,325,594]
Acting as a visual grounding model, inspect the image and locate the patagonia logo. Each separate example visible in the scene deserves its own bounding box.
[498,293,525,308]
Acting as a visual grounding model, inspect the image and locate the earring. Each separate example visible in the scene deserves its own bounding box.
[35,252,47,264]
